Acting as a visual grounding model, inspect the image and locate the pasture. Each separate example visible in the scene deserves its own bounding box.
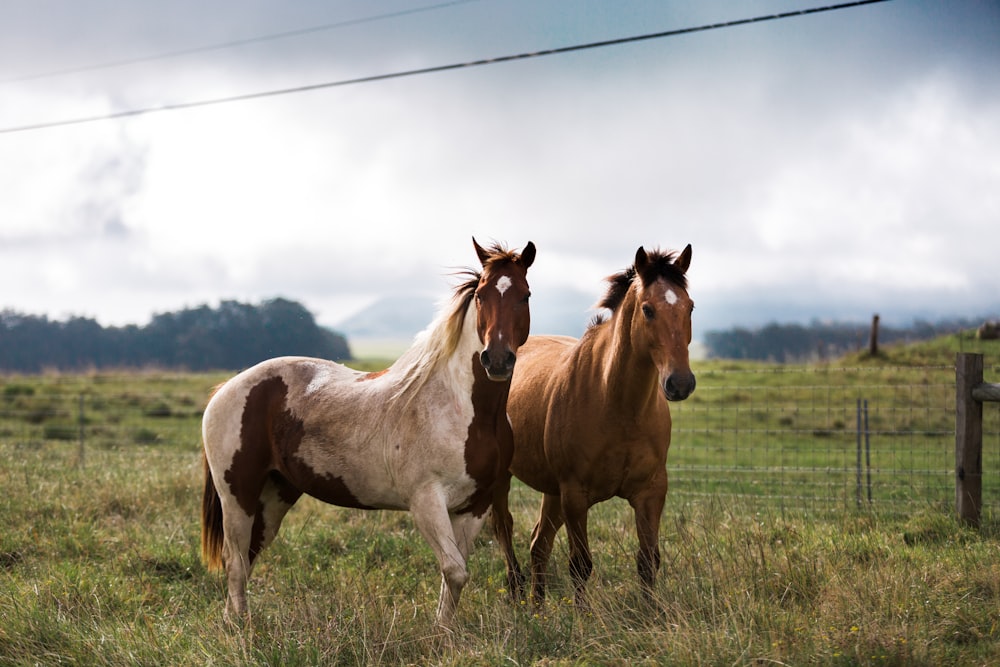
[1,335,999,665]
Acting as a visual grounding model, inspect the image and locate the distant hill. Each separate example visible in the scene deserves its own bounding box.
[336,289,596,354]
[336,295,438,341]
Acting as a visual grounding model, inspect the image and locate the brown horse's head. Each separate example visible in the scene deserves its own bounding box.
[622,244,696,401]
[472,238,535,381]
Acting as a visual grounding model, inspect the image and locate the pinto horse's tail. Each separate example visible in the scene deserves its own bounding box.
[201,452,225,572]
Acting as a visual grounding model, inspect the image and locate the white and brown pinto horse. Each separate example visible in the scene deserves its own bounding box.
[492,245,694,606]
[201,239,535,626]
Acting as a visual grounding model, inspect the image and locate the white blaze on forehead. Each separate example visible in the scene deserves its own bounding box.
[496,275,512,296]
[664,289,678,306]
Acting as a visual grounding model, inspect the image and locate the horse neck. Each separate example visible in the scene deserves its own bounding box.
[443,302,487,393]
[390,294,479,402]
[450,303,513,414]
[593,291,661,410]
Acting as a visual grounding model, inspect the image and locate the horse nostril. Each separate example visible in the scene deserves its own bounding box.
[480,348,517,379]
[663,373,696,401]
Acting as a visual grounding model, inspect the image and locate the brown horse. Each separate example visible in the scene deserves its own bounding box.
[492,244,694,605]
[202,239,535,626]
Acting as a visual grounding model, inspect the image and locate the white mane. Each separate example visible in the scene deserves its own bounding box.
[387,279,478,401]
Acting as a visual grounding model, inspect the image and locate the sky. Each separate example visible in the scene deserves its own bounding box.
[1,0,998,343]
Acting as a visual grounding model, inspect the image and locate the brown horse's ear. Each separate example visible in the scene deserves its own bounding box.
[634,246,649,273]
[473,237,491,267]
[675,244,692,274]
[519,242,536,269]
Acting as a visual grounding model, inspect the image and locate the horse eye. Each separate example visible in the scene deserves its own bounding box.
[521,293,531,304]
[641,303,655,320]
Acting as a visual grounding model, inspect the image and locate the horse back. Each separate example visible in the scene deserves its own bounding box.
[203,357,386,511]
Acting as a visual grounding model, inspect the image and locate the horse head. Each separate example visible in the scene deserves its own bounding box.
[472,238,535,381]
[631,244,696,401]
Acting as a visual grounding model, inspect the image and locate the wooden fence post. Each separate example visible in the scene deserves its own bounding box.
[869,314,880,356]
[955,353,983,527]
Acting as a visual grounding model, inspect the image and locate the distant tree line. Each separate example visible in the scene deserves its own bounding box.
[703,317,986,362]
[0,298,351,373]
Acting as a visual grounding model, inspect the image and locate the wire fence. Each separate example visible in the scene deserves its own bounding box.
[1,364,999,521]
[0,373,211,463]
[668,364,1000,519]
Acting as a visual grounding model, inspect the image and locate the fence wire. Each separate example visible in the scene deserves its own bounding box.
[1,366,998,520]
[668,365,1000,518]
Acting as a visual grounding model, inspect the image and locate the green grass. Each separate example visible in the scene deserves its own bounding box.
[670,332,1000,516]
[0,336,999,665]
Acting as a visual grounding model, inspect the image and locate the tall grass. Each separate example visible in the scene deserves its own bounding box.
[1,335,999,665]
[1,437,999,665]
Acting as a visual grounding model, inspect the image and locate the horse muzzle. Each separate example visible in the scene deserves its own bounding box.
[662,371,696,401]
[480,348,517,382]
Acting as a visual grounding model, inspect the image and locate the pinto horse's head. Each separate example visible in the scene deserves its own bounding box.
[472,238,535,381]
[629,244,696,401]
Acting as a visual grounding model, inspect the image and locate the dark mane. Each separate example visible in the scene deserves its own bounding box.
[453,271,480,312]
[480,241,529,270]
[591,249,687,327]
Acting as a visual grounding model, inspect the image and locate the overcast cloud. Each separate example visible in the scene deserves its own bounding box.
[1,0,998,341]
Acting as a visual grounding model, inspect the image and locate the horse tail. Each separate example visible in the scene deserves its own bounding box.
[201,451,225,572]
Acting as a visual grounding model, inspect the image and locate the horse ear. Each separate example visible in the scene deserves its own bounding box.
[634,246,649,272]
[519,242,536,269]
[675,244,692,274]
[472,237,491,267]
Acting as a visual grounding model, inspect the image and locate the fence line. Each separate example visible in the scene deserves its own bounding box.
[1,364,998,521]
[668,363,999,519]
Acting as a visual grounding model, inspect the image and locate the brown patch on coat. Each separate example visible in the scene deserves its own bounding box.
[356,368,389,381]
[224,375,373,561]
[225,376,303,515]
[459,352,514,517]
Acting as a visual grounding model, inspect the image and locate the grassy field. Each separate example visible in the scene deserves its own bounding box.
[1,335,999,665]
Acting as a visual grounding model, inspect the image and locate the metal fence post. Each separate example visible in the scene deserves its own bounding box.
[77,394,86,469]
[856,398,862,508]
[864,399,872,504]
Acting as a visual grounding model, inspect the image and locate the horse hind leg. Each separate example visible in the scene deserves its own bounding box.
[559,488,594,607]
[220,473,301,620]
[528,492,564,604]
[219,504,254,620]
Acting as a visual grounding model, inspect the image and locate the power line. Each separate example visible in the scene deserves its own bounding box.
[0,0,892,136]
[0,0,484,84]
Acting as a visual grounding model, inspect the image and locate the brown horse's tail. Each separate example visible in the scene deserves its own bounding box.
[201,452,225,572]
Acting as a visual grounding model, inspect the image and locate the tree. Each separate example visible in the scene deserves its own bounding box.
[0,299,351,372]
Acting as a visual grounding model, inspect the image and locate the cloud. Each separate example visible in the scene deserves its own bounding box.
[1,1,998,336]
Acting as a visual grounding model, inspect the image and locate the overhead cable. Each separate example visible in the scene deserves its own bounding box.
[0,0,484,84]
[0,0,892,136]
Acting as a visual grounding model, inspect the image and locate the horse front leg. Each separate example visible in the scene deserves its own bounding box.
[490,470,526,599]
[410,486,472,627]
[628,476,667,598]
